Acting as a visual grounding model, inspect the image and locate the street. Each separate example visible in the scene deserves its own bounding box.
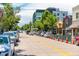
[15,32,79,56]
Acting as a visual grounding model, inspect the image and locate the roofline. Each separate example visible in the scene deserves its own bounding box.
[72,5,79,11]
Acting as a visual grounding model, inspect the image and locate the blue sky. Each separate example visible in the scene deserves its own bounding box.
[12,2,79,26]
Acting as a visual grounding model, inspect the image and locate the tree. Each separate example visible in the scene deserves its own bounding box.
[15,25,21,30]
[1,3,20,31]
[34,20,44,30]
[21,24,30,30]
[41,10,57,31]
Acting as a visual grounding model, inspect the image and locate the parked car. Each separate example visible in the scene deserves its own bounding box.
[40,31,46,36]
[3,32,18,46]
[35,31,41,36]
[29,31,34,35]
[26,30,30,34]
[18,30,23,33]
[0,35,15,56]
[44,32,51,38]
[11,31,20,42]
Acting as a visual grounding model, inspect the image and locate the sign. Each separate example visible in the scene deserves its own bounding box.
[57,21,63,28]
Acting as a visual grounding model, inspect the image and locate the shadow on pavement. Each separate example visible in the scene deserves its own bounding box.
[15,49,25,53]
[14,49,36,56]
[16,54,36,56]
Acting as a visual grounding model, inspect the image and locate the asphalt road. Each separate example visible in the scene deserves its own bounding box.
[15,32,79,56]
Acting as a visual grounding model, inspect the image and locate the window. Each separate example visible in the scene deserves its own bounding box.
[76,13,79,19]
[57,17,59,20]
[52,8,56,11]
[54,13,56,16]
[57,13,59,16]
[63,13,65,16]
[0,37,8,44]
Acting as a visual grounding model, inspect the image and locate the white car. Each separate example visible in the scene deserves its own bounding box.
[40,31,46,36]
[44,32,51,38]
[0,35,15,56]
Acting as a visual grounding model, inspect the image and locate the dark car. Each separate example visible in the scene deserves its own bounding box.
[26,30,30,34]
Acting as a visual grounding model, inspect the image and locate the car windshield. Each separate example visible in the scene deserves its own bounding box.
[0,37,8,44]
[14,32,17,34]
[3,33,14,36]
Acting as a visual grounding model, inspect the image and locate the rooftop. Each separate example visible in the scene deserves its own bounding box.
[36,9,45,12]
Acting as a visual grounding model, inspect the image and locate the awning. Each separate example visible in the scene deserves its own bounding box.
[66,20,79,30]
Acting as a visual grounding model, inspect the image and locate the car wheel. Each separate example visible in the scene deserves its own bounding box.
[16,39,20,42]
[77,43,79,46]
[5,53,9,56]
[12,51,15,56]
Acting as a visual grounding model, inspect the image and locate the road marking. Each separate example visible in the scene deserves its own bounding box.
[32,41,74,56]
[48,45,75,56]
[38,40,75,56]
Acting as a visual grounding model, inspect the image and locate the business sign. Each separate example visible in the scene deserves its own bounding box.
[57,21,63,28]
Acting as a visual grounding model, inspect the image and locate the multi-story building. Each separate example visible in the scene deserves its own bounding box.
[66,5,79,38]
[33,9,45,22]
[72,5,79,21]
[33,8,69,34]
[63,15,72,28]
[33,8,68,23]
[47,7,68,21]
[67,5,79,29]
[47,8,69,34]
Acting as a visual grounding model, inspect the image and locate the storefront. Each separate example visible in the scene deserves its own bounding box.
[66,20,79,41]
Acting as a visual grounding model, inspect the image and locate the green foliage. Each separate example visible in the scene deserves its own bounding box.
[41,10,57,30]
[21,24,30,30]
[1,3,20,31]
[33,10,57,31]
[15,25,21,30]
[34,20,44,30]
[21,10,57,31]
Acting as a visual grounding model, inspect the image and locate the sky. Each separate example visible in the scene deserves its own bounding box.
[12,0,79,26]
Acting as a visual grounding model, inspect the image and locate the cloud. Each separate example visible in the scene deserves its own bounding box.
[18,16,32,26]
[17,10,35,17]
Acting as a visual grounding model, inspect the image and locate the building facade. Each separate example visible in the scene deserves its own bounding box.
[33,8,68,23]
[65,5,79,38]
[63,15,72,28]
[67,5,79,29]
[47,7,68,21]
[33,9,45,22]
[72,5,79,21]
[47,7,69,34]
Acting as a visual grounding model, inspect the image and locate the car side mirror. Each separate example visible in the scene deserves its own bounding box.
[10,40,14,44]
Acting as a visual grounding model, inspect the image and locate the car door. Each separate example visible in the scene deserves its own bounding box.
[8,37,15,55]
